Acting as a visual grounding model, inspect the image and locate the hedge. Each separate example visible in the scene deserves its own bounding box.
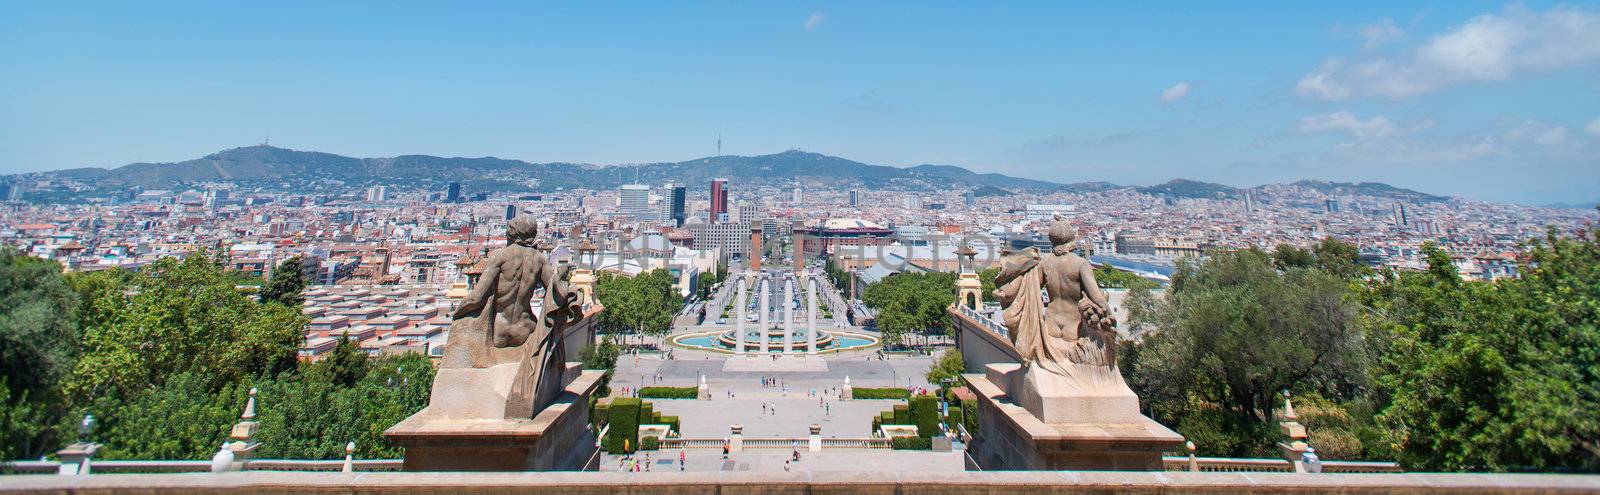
[656,415,681,436]
[602,398,642,454]
[592,399,611,428]
[891,436,933,450]
[640,436,660,451]
[639,386,699,399]
[945,404,965,431]
[909,396,940,438]
[852,387,911,400]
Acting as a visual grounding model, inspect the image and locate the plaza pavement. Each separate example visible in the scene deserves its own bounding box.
[602,448,963,473]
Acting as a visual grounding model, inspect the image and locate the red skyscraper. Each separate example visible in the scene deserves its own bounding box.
[710,178,729,222]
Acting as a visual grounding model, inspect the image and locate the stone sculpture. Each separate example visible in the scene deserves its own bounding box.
[440,216,582,418]
[993,220,1133,423]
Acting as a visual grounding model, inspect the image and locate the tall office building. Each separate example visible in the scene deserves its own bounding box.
[366,185,387,203]
[668,183,687,226]
[1325,198,1340,214]
[504,205,518,220]
[1393,203,1409,226]
[963,191,976,207]
[791,186,803,204]
[710,178,729,222]
[848,189,859,207]
[1243,190,1254,215]
[446,182,463,203]
[619,184,650,218]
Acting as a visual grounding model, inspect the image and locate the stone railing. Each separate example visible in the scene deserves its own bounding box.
[1160,456,1402,473]
[658,438,721,449]
[561,302,604,361]
[658,437,889,450]
[3,459,404,475]
[949,304,1022,374]
[4,471,1597,494]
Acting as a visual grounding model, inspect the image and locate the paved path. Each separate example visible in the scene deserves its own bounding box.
[602,449,962,473]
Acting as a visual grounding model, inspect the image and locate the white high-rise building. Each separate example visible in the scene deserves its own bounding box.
[365,185,387,202]
[619,184,650,218]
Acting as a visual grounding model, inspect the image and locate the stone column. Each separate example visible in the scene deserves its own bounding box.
[809,424,822,452]
[783,277,794,354]
[734,276,747,355]
[758,278,769,354]
[807,277,818,355]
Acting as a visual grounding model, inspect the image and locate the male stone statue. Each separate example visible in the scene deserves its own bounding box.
[441,216,582,418]
[993,220,1130,422]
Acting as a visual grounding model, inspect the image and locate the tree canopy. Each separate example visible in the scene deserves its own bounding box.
[594,269,682,341]
[861,272,956,346]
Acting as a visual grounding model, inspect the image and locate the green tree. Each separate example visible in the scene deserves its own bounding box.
[1375,236,1600,471]
[594,269,683,346]
[0,248,80,459]
[861,272,955,346]
[925,349,965,389]
[260,256,307,307]
[65,253,305,403]
[320,334,369,388]
[1128,248,1367,457]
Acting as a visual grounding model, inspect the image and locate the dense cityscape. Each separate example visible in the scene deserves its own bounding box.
[5,2,1600,492]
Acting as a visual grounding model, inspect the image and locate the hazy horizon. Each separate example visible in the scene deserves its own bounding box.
[3,2,1598,204]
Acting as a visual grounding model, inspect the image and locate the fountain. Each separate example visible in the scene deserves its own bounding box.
[672,272,879,353]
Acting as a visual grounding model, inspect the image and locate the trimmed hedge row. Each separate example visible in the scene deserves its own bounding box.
[638,386,698,399]
[641,436,660,451]
[602,398,642,454]
[891,436,933,450]
[601,398,683,454]
[852,387,911,400]
[908,396,940,438]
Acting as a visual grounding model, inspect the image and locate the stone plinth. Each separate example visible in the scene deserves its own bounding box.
[963,368,1184,471]
[384,366,604,472]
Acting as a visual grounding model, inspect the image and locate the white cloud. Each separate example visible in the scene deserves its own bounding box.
[1297,5,1600,100]
[805,11,825,31]
[1504,121,1571,147]
[1587,118,1600,138]
[1159,82,1191,103]
[1298,111,1400,139]
[1360,18,1403,49]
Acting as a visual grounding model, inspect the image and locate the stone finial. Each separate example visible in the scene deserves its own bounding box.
[342,442,356,473]
[1185,441,1198,472]
[1282,389,1297,421]
[241,388,258,421]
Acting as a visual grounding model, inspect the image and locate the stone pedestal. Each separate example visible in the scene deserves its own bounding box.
[385,364,604,471]
[962,364,1183,471]
[56,443,98,476]
[729,424,744,453]
[808,424,822,452]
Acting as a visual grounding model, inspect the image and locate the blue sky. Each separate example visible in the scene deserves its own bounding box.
[2,1,1598,204]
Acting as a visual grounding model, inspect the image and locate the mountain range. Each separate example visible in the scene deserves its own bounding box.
[25,145,1449,202]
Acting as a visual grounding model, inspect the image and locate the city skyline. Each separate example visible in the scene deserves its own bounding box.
[4,1,1600,205]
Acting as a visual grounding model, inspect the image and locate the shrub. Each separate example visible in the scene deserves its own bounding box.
[592,400,611,428]
[640,435,660,451]
[852,387,910,400]
[892,404,909,425]
[656,415,681,436]
[945,404,965,432]
[891,436,932,450]
[638,386,698,399]
[909,396,940,438]
[963,401,979,435]
[603,398,641,454]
